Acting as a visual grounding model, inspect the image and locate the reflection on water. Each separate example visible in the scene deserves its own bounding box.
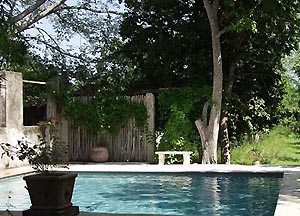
[0,172,281,215]
[0,174,30,211]
[73,173,281,216]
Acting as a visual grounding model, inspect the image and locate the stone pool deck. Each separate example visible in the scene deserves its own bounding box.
[0,163,299,216]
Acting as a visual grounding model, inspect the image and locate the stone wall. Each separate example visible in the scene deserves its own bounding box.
[0,71,40,170]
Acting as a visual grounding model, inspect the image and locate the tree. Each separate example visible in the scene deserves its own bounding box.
[120,0,300,164]
[0,0,28,66]
[198,0,300,163]
[284,47,300,77]
[0,0,126,114]
[120,0,212,90]
[0,0,123,68]
[194,0,222,164]
[280,49,300,133]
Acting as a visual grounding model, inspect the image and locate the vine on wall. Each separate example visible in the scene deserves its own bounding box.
[50,82,148,135]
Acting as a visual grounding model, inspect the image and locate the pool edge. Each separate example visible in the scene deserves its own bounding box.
[1,164,299,216]
[274,172,300,216]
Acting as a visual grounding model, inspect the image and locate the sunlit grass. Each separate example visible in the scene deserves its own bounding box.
[231,125,300,165]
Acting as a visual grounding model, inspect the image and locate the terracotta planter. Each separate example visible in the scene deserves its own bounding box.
[23,173,79,216]
[91,146,109,162]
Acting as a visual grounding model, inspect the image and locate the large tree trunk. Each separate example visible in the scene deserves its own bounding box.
[195,0,223,164]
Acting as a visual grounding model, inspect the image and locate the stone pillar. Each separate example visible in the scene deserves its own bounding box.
[0,71,23,129]
[144,93,155,163]
[0,71,26,169]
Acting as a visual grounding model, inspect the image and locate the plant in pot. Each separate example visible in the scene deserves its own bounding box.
[0,137,79,216]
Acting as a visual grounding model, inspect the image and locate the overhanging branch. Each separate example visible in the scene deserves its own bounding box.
[217,28,226,38]
[57,5,123,15]
[16,0,67,33]
[14,0,47,22]
[25,35,94,63]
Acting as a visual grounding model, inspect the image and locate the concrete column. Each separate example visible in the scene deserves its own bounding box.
[0,71,26,169]
[4,71,23,129]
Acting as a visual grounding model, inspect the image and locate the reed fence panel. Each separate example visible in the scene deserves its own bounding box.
[50,93,155,162]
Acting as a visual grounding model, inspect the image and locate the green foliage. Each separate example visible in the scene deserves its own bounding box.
[278,74,300,134]
[223,92,273,147]
[96,38,141,93]
[283,48,300,76]
[157,86,211,163]
[51,81,148,135]
[121,0,300,147]
[121,0,212,89]
[231,125,300,165]
[227,15,257,33]
[242,97,271,134]
[0,0,28,68]
[0,138,60,173]
[159,106,195,150]
[21,55,60,107]
[221,0,300,142]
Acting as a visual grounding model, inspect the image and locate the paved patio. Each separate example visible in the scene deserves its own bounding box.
[0,163,299,216]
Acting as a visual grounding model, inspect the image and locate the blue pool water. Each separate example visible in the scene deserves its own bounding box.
[0,172,282,215]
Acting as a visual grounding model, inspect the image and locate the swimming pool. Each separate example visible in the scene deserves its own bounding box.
[0,172,282,215]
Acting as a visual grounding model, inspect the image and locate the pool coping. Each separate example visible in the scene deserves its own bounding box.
[0,163,299,216]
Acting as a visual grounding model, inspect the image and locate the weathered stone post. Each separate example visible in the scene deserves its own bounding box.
[3,71,23,129]
[0,71,24,169]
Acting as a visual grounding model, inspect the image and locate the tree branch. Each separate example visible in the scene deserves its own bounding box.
[217,28,226,38]
[35,27,62,50]
[54,12,89,38]
[25,35,94,63]
[57,5,123,15]
[14,0,47,22]
[17,0,67,33]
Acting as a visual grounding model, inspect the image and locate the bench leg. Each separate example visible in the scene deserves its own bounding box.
[158,154,165,165]
[183,154,191,165]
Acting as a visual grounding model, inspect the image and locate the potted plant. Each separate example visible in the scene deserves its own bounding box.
[0,137,79,216]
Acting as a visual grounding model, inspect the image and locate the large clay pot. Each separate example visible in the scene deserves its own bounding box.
[23,173,79,216]
[91,146,109,162]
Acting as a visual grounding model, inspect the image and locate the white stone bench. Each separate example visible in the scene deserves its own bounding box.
[155,151,193,165]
